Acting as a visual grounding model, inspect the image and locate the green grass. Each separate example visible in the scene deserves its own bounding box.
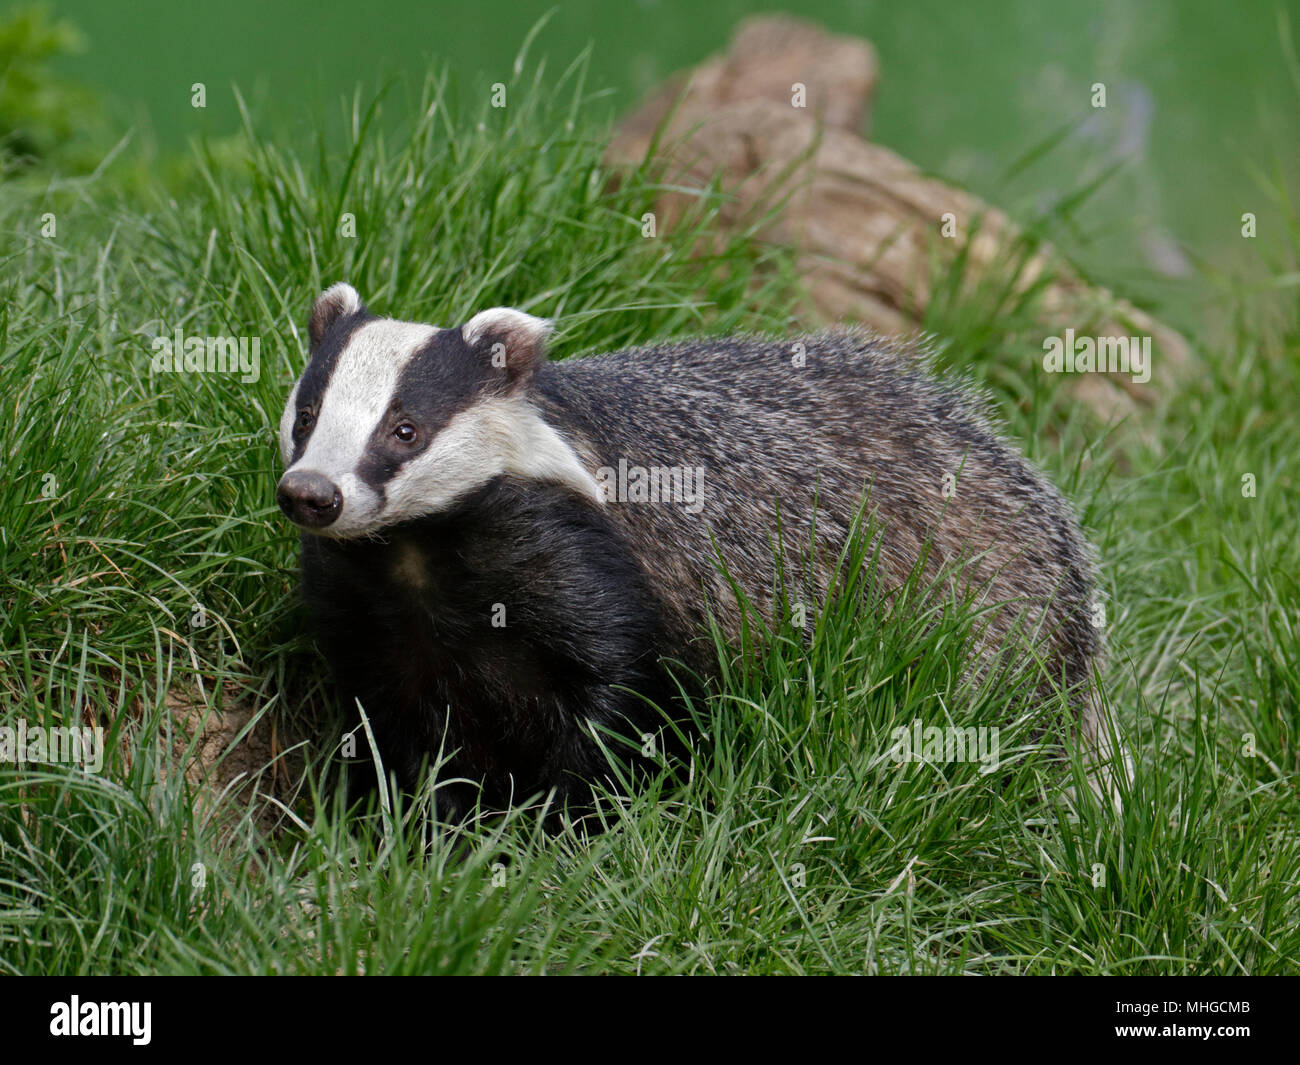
[1,43,1297,975]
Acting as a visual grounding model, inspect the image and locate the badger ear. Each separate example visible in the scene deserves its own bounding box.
[309,282,363,349]
[461,307,552,383]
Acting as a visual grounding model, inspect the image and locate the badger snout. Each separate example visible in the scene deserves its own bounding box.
[278,470,343,529]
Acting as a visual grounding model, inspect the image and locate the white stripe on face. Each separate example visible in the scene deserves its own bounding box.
[381,394,603,524]
[279,378,301,467]
[286,318,436,537]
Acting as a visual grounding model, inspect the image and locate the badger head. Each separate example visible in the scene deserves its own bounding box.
[277,283,600,538]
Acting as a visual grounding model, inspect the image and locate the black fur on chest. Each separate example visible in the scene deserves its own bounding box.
[297,476,685,820]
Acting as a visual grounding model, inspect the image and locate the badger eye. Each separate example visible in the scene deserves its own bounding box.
[295,409,315,433]
[394,423,418,443]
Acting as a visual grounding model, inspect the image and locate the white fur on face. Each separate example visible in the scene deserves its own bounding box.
[284,318,436,537]
[281,314,602,538]
[381,394,603,525]
[278,378,301,467]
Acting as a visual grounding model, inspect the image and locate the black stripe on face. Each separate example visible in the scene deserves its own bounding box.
[289,310,373,464]
[356,326,505,495]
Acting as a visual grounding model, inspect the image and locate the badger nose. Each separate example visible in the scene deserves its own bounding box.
[277,470,342,528]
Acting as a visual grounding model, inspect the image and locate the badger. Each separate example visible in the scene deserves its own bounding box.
[278,282,1111,821]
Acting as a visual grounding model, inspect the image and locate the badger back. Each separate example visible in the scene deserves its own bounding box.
[532,330,1102,688]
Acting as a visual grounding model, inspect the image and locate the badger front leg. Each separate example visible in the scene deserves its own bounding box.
[446,481,685,815]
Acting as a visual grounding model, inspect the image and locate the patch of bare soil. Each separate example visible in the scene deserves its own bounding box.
[165,685,309,841]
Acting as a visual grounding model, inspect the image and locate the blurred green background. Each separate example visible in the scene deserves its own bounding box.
[19,0,1300,326]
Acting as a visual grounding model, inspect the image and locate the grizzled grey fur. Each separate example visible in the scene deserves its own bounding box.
[540,332,1103,687]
